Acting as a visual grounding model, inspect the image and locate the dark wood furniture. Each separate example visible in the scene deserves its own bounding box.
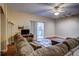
[22,33,34,42]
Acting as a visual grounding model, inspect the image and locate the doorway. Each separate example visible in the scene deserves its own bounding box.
[31,21,52,47]
[36,22,44,39]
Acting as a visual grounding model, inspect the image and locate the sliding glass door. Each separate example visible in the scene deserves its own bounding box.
[36,22,44,41]
[31,21,51,47]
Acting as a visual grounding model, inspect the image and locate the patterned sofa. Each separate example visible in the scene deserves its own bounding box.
[64,37,79,56]
[14,33,79,56]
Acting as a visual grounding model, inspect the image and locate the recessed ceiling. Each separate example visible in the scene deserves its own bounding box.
[7,3,79,19]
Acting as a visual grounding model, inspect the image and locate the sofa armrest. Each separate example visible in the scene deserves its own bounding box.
[29,42,42,50]
[64,51,72,56]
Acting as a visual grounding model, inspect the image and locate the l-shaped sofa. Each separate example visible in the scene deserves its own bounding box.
[13,33,79,56]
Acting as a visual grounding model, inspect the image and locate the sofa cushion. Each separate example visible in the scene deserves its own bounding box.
[65,45,79,56]
[29,42,42,50]
[73,49,79,56]
[30,47,57,56]
[63,38,79,50]
[75,38,79,43]
[31,44,68,56]
[71,45,79,52]
[56,44,69,55]
[34,47,51,56]
[14,33,34,56]
[64,51,72,56]
[47,45,64,56]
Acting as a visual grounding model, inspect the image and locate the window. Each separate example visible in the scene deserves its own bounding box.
[36,22,44,39]
[31,21,51,47]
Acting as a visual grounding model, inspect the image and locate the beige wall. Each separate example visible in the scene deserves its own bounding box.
[7,7,55,39]
[45,21,55,37]
[4,4,79,45]
[56,16,79,38]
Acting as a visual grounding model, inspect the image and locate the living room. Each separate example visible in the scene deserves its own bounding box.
[0,3,79,56]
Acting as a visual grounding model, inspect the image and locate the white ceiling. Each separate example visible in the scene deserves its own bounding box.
[7,3,79,19]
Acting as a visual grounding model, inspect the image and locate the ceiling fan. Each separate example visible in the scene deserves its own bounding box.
[48,3,65,15]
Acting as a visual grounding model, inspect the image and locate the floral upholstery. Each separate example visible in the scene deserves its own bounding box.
[31,44,68,56]
[14,34,79,56]
[14,33,34,56]
[63,38,79,50]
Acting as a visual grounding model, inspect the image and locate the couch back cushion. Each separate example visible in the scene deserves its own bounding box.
[56,44,69,54]
[63,38,79,50]
[14,33,34,56]
[31,44,68,56]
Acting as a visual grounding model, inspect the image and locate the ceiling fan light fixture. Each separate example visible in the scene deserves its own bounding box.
[54,12,59,15]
